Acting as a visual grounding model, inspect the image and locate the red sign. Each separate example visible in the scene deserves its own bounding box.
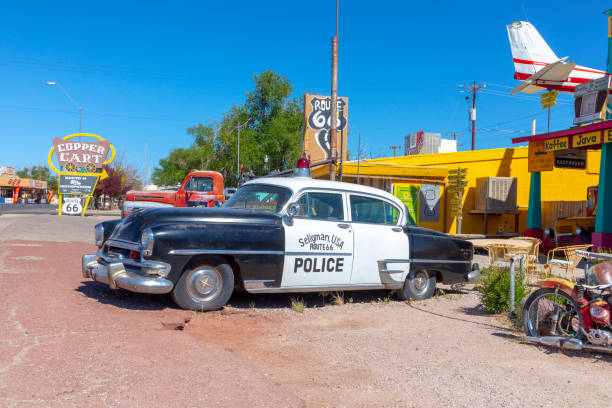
[52,138,111,172]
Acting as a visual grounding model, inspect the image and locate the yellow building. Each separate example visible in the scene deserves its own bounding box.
[312,147,600,235]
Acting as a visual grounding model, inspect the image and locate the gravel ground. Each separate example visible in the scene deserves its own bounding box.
[188,288,611,408]
[0,213,610,407]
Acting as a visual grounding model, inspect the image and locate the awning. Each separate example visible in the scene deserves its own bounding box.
[512,119,612,148]
[311,161,449,180]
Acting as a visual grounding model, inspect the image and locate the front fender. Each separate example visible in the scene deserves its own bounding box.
[147,221,285,285]
[98,219,121,245]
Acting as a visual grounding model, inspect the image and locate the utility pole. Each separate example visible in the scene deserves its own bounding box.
[388,145,402,156]
[329,0,339,181]
[445,133,464,148]
[461,82,485,150]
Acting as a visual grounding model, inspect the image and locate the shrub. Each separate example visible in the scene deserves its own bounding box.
[476,267,528,314]
[290,297,305,313]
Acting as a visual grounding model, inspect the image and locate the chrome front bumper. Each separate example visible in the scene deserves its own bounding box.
[81,254,174,294]
[466,263,480,283]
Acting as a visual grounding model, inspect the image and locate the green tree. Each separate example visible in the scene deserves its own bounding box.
[153,71,303,187]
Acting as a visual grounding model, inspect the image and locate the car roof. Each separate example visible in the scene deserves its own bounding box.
[243,176,405,208]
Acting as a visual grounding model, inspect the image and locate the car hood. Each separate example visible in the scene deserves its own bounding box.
[110,207,282,243]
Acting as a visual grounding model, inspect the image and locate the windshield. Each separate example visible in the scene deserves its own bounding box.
[224,184,292,213]
[186,177,213,192]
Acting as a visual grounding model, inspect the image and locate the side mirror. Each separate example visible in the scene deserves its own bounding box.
[287,203,300,217]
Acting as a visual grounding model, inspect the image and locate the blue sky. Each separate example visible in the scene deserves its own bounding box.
[0,1,608,177]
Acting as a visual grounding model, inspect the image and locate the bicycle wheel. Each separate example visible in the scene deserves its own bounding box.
[522,287,584,340]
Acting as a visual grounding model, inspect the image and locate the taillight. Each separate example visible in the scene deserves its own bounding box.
[130,250,140,260]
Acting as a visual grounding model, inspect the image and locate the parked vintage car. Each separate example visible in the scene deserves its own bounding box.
[83,171,479,311]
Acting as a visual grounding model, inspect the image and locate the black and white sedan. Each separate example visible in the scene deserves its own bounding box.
[83,175,479,311]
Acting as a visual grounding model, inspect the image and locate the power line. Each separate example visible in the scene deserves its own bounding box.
[388,145,402,156]
[0,103,197,123]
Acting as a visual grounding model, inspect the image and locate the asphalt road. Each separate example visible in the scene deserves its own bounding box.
[0,204,58,215]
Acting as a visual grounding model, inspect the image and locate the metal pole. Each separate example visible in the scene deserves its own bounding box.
[144,142,147,184]
[329,0,339,180]
[471,81,476,151]
[339,122,344,181]
[356,133,361,184]
[329,36,338,181]
[509,255,523,317]
[237,126,240,185]
[456,191,463,234]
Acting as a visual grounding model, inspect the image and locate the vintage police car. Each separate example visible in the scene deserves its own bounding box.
[82,166,479,311]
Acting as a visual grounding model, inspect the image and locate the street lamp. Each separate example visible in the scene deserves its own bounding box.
[232,118,251,185]
[45,81,83,133]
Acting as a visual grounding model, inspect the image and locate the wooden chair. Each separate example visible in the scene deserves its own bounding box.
[543,244,593,282]
[503,237,541,284]
[487,244,510,267]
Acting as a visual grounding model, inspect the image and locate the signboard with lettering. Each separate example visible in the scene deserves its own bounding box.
[303,94,349,164]
[605,129,612,144]
[61,196,84,216]
[572,130,601,148]
[554,149,586,169]
[49,133,115,216]
[528,140,554,172]
[544,137,569,151]
[59,175,100,195]
[53,138,111,172]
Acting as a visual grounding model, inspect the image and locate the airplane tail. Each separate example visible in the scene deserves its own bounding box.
[507,21,559,76]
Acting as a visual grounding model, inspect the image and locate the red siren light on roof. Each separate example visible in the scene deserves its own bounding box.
[294,154,311,177]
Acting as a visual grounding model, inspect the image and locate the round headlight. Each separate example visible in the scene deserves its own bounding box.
[94,224,104,247]
[141,228,154,256]
[576,227,583,235]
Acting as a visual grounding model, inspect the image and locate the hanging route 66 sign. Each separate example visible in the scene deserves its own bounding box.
[303,94,349,164]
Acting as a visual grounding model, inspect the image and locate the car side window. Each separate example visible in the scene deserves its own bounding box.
[350,195,400,225]
[295,192,344,221]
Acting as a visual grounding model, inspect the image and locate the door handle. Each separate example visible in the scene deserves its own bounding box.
[392,227,403,232]
[337,223,351,229]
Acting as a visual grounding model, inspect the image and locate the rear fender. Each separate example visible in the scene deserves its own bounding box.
[536,277,576,297]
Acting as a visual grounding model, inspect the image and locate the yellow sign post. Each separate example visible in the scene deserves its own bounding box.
[48,133,115,216]
[447,167,467,234]
[540,90,558,109]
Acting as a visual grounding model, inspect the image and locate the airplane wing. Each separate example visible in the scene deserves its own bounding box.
[510,58,577,94]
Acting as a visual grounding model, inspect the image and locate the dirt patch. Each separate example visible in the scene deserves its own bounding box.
[186,291,611,408]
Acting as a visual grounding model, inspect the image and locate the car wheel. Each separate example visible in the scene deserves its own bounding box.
[398,269,436,300]
[171,257,234,311]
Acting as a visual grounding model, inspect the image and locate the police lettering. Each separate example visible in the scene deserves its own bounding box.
[294,257,344,273]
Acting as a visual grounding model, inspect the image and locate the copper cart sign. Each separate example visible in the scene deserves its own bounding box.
[48,133,115,216]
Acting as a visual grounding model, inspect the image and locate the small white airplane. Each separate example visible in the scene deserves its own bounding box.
[507,21,608,94]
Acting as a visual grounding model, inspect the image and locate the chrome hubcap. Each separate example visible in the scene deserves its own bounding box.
[411,271,429,295]
[186,267,223,303]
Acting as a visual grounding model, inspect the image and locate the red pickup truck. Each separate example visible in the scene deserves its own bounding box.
[122,170,224,218]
